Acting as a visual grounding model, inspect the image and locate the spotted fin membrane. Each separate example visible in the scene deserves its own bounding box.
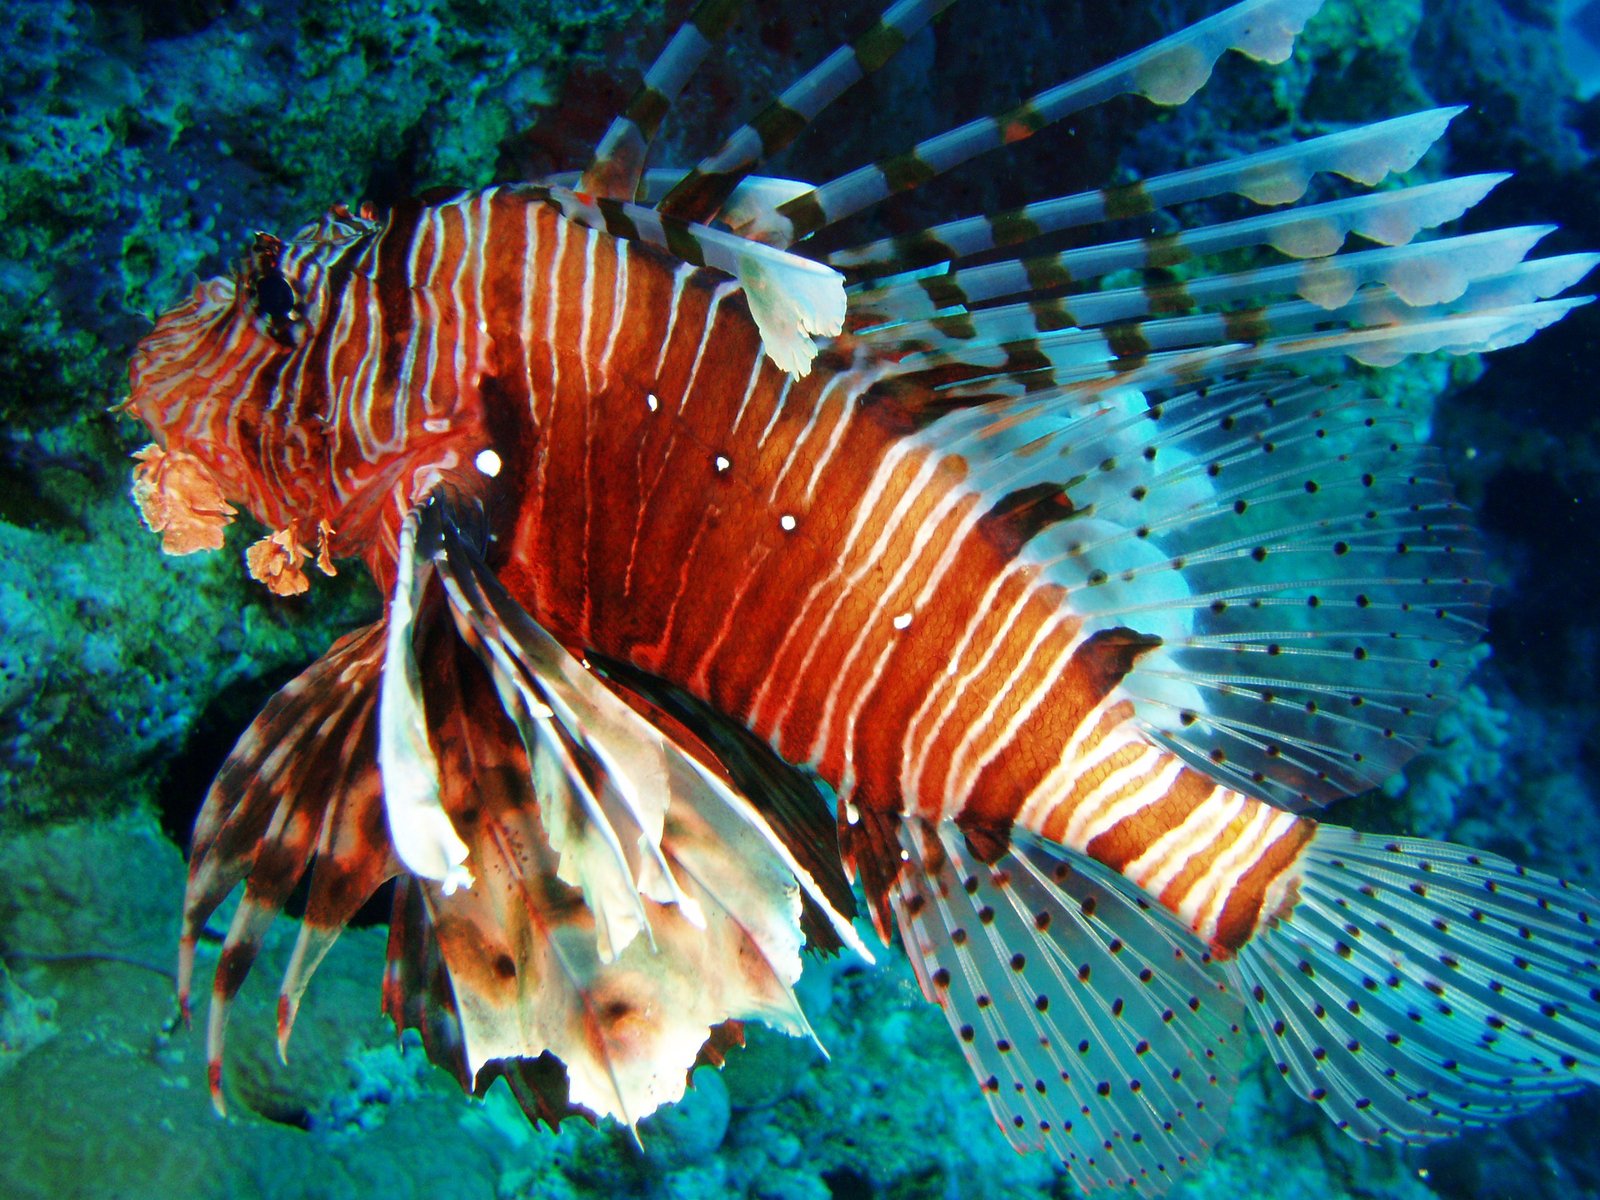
[1229,829,1600,1141]
[895,820,1248,1191]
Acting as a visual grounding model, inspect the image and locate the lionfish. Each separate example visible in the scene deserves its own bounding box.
[123,0,1600,1190]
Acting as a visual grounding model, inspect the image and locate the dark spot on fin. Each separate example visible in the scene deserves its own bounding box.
[957,816,1014,865]
[1078,627,1164,694]
[977,482,1078,559]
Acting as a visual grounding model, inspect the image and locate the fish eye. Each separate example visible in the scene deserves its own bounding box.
[246,231,301,344]
[251,268,297,322]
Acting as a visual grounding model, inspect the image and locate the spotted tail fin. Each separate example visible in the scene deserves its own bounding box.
[1227,826,1600,1142]
[894,818,1249,1193]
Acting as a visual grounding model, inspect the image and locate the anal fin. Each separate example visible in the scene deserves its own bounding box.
[893,820,1247,1194]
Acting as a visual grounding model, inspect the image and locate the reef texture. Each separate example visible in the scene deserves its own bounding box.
[3,1,1600,1198]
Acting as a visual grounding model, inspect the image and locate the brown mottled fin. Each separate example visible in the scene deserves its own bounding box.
[176,619,398,1114]
[893,819,1248,1194]
[381,494,868,1124]
[576,0,746,200]
[410,601,804,1125]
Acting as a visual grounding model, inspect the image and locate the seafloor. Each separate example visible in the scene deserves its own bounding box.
[3,1,1600,1198]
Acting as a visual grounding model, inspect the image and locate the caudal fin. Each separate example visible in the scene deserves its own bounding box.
[1228,825,1600,1142]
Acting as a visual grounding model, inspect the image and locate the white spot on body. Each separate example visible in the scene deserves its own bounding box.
[892,612,912,630]
[647,393,660,412]
[530,701,555,720]
[475,448,503,477]
[780,514,797,532]
[715,455,730,472]
[477,319,489,334]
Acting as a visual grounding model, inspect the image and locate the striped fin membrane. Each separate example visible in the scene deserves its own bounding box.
[176,620,397,1113]
[563,0,1589,396]
[830,108,1470,274]
[766,0,1325,246]
[847,171,1516,321]
[847,174,1596,392]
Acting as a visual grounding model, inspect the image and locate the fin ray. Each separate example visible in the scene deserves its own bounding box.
[834,109,1467,274]
[776,0,1324,244]
[893,819,1248,1192]
[578,0,746,200]
[1228,827,1600,1141]
[657,0,959,226]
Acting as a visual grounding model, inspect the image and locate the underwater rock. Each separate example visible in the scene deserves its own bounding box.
[0,961,58,1076]
[639,1066,733,1170]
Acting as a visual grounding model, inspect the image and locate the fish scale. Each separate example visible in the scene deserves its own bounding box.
[120,0,1600,1188]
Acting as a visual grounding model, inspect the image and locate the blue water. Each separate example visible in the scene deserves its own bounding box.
[2,2,1598,1198]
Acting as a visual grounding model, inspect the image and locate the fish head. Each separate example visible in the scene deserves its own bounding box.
[123,207,382,566]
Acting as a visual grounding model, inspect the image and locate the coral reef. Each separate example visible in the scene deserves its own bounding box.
[2,1,1598,1199]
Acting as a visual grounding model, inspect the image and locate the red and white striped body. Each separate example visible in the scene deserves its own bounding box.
[184,187,1304,954]
[132,185,1308,952]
